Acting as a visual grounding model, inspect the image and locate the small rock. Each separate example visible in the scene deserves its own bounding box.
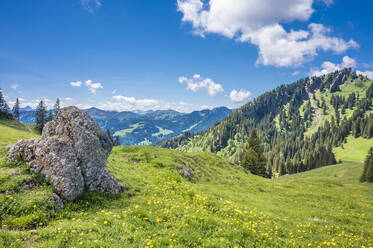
[20,178,40,190]
[50,193,64,212]
[11,171,20,176]
[178,165,192,180]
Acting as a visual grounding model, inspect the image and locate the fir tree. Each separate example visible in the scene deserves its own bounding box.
[54,98,61,115]
[360,147,373,182]
[46,111,53,123]
[12,97,20,120]
[106,129,114,144]
[35,100,47,132]
[114,136,120,146]
[0,89,10,118]
[240,130,267,177]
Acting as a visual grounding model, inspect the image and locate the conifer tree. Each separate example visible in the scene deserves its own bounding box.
[240,130,267,177]
[106,129,114,144]
[46,111,53,123]
[12,97,20,120]
[35,100,47,132]
[0,89,10,118]
[114,136,120,146]
[54,98,61,115]
[360,147,373,182]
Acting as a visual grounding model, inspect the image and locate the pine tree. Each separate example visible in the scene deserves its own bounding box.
[35,100,47,132]
[54,98,61,115]
[114,136,120,146]
[240,130,267,177]
[106,129,114,144]
[46,111,53,123]
[12,98,20,120]
[0,89,10,118]
[360,147,373,182]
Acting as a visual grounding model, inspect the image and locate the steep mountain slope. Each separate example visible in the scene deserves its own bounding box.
[158,69,373,176]
[19,107,232,146]
[0,120,372,247]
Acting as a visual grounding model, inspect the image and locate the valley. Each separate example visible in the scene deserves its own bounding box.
[18,107,232,146]
[0,117,372,247]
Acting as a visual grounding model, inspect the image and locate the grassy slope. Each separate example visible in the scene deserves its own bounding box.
[334,136,373,163]
[0,121,372,247]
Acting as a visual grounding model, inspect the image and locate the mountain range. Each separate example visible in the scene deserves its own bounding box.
[19,106,232,146]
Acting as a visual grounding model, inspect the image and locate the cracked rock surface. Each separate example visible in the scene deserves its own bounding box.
[7,106,125,200]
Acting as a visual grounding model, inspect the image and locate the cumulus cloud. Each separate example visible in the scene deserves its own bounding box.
[10,84,19,90]
[85,80,103,94]
[310,56,356,77]
[177,0,358,67]
[229,89,252,103]
[70,81,82,87]
[178,75,223,96]
[70,80,103,94]
[357,71,373,80]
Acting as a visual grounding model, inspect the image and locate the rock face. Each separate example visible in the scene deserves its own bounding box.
[7,106,125,200]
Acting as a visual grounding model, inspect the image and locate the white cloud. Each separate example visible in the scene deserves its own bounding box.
[112,95,159,107]
[292,71,301,76]
[70,81,82,87]
[229,89,252,103]
[10,84,19,90]
[85,80,103,94]
[310,56,356,76]
[70,80,103,94]
[357,71,373,80]
[18,97,54,109]
[321,0,334,7]
[103,95,207,113]
[178,75,223,96]
[80,0,102,13]
[64,97,73,101]
[177,0,358,67]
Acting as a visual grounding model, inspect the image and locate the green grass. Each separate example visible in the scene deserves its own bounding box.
[114,123,144,137]
[0,119,39,146]
[0,120,372,247]
[152,126,174,137]
[334,135,373,163]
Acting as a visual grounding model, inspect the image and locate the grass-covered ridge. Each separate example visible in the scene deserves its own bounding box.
[0,120,372,247]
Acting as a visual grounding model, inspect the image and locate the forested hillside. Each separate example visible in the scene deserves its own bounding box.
[158,69,373,176]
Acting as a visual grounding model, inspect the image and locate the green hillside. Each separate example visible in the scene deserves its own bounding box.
[159,69,373,176]
[0,120,372,247]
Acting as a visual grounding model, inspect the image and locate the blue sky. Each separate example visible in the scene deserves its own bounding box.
[0,0,372,112]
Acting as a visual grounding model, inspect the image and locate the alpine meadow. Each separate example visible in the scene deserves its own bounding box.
[0,0,373,247]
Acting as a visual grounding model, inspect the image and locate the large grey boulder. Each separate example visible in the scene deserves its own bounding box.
[7,106,125,200]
